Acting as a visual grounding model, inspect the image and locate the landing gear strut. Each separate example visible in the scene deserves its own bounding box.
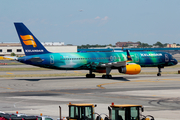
[102,67,112,78]
[157,66,163,76]
[86,69,95,78]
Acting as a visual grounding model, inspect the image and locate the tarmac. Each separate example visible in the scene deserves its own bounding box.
[0,65,180,120]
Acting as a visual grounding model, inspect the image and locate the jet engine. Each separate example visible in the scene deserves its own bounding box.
[118,64,141,75]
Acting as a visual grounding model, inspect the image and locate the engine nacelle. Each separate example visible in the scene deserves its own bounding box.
[118,64,141,75]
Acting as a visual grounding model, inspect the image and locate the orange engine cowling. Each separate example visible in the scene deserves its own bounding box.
[118,64,141,75]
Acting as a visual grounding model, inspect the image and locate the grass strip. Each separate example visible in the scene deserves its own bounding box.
[6,62,24,65]
[0,64,179,71]
[0,71,178,78]
[0,67,49,71]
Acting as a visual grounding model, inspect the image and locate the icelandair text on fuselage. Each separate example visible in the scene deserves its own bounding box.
[25,50,44,52]
[141,53,162,56]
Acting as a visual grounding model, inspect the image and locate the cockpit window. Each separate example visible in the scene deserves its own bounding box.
[171,56,175,59]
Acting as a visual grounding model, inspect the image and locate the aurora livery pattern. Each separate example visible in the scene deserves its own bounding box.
[9,23,178,78]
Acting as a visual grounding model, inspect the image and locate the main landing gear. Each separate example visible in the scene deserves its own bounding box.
[86,69,95,78]
[102,74,112,78]
[102,67,112,79]
[86,67,113,78]
[157,66,163,76]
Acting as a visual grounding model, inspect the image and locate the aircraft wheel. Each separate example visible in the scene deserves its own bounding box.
[157,73,161,76]
[102,75,112,79]
[102,75,105,78]
[86,74,95,78]
[92,74,95,78]
[108,75,112,78]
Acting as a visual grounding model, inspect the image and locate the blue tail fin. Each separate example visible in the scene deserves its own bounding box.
[126,49,132,61]
[14,23,50,56]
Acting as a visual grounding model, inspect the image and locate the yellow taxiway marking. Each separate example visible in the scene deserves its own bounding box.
[97,79,163,89]
[6,72,14,75]
[97,85,105,89]
[162,78,180,81]
[74,71,82,73]
[0,87,11,89]
[97,78,180,89]
[152,95,157,96]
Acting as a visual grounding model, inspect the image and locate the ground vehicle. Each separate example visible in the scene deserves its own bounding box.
[38,113,54,120]
[60,103,98,120]
[108,103,154,120]
[0,111,53,120]
[0,112,36,120]
[59,103,154,120]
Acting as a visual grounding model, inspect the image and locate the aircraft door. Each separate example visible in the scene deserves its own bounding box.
[165,54,169,62]
[135,54,139,62]
[50,55,54,64]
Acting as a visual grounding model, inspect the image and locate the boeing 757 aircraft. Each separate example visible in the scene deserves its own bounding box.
[5,23,178,78]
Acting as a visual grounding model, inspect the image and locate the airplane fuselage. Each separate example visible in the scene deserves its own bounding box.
[18,51,177,70]
[13,23,178,77]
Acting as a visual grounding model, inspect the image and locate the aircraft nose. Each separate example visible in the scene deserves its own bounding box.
[174,59,178,65]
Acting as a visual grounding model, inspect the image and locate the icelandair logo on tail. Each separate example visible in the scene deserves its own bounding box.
[20,35,37,48]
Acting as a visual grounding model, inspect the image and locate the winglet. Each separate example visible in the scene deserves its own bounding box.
[126,49,132,61]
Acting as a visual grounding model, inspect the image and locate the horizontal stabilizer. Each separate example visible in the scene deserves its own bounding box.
[3,56,18,60]
[101,61,126,67]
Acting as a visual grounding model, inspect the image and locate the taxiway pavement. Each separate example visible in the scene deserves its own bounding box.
[0,73,180,120]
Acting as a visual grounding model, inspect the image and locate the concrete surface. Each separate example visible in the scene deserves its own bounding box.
[0,73,180,120]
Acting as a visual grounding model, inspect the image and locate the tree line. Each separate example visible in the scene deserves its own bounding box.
[78,41,179,49]
[78,44,115,49]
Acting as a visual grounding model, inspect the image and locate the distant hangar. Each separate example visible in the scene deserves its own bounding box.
[0,42,77,56]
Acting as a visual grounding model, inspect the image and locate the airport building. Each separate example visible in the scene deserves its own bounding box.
[0,42,77,56]
[167,44,180,48]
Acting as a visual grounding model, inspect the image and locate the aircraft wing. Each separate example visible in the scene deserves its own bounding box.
[26,57,44,62]
[3,56,18,60]
[100,49,133,67]
[100,61,127,67]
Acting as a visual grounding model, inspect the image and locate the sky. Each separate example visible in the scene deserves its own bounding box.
[0,0,180,45]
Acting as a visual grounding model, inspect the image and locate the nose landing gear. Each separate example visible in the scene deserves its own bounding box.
[157,66,164,76]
